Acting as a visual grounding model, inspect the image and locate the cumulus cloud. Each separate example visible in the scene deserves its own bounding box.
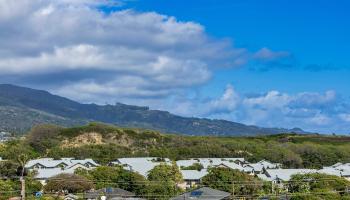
[250,47,296,71]
[166,87,349,133]
[0,0,292,101]
[0,0,249,101]
[339,114,350,122]
[253,47,290,61]
[1,0,348,133]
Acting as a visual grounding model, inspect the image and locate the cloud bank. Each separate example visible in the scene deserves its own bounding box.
[0,0,248,99]
[0,0,348,133]
[168,85,350,134]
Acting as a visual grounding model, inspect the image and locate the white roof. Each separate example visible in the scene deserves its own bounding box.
[34,166,87,179]
[181,169,208,180]
[318,167,343,177]
[113,157,171,177]
[332,162,343,167]
[257,173,270,181]
[265,169,318,181]
[218,162,245,171]
[257,160,281,168]
[177,158,245,169]
[244,164,264,172]
[25,158,99,169]
[334,163,350,171]
[321,163,350,177]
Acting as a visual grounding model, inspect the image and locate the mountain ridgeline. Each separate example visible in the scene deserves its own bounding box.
[0,84,307,135]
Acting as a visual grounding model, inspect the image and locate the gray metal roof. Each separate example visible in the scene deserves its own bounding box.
[264,169,318,181]
[25,158,99,169]
[170,187,231,200]
[112,157,171,177]
[85,188,136,199]
[181,169,208,180]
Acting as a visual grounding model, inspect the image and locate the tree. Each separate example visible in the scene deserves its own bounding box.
[0,161,20,178]
[289,173,350,200]
[44,173,94,193]
[0,180,15,200]
[202,167,264,198]
[27,124,62,153]
[147,162,182,183]
[181,163,204,171]
[147,162,183,199]
[76,166,148,195]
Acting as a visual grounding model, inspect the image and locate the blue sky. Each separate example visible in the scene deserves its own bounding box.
[0,0,349,133]
[127,0,350,95]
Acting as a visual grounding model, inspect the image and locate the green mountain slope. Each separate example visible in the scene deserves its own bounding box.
[0,84,307,135]
[0,123,348,168]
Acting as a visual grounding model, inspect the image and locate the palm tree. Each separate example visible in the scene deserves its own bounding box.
[17,154,29,200]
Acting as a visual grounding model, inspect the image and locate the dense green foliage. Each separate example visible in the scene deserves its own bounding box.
[1,123,350,169]
[202,167,264,198]
[44,173,93,193]
[0,176,42,200]
[180,163,204,171]
[2,123,348,169]
[76,164,183,199]
[146,162,183,199]
[1,123,350,199]
[288,173,350,200]
[76,166,147,195]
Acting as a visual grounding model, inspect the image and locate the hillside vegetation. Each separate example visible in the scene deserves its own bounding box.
[1,123,349,169]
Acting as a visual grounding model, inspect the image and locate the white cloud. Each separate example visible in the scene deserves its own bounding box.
[163,88,347,133]
[339,114,350,122]
[0,0,246,100]
[253,47,290,61]
[0,0,347,133]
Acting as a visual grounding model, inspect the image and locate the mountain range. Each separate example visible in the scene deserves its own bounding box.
[0,84,308,135]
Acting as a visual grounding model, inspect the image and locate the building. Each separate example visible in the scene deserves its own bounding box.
[180,169,208,189]
[319,163,350,180]
[64,194,79,200]
[243,160,282,175]
[170,187,231,200]
[259,169,318,182]
[109,157,170,177]
[85,188,145,200]
[25,158,99,184]
[25,158,99,169]
[176,158,246,188]
[176,158,245,169]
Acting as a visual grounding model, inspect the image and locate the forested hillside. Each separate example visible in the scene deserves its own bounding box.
[0,123,349,169]
[0,84,307,136]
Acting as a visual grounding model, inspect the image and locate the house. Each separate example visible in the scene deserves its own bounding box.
[180,169,208,189]
[176,158,246,172]
[25,158,99,170]
[319,163,350,180]
[197,158,246,168]
[243,160,282,175]
[64,194,79,200]
[170,187,231,200]
[85,188,144,200]
[109,157,170,177]
[257,160,282,169]
[258,169,318,183]
[25,158,99,184]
